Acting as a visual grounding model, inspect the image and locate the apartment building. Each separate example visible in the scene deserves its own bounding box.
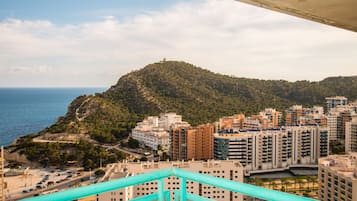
[170,124,214,161]
[328,111,340,141]
[318,153,357,201]
[158,113,184,131]
[219,114,245,131]
[346,117,357,152]
[300,106,327,126]
[97,160,244,201]
[327,107,356,141]
[259,108,282,128]
[214,125,329,175]
[326,96,348,112]
[131,113,190,151]
[285,105,327,127]
[242,116,269,130]
[285,105,303,125]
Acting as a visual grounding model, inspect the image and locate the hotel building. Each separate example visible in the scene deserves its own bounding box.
[318,153,357,201]
[214,125,329,175]
[131,113,189,151]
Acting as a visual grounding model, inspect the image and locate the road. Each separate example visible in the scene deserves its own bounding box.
[100,144,143,158]
[9,172,91,201]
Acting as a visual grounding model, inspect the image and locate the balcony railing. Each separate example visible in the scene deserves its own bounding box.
[19,168,316,201]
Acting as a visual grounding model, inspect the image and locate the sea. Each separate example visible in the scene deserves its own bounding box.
[0,88,105,146]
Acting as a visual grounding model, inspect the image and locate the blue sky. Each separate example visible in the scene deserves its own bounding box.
[0,0,357,87]
[0,0,190,24]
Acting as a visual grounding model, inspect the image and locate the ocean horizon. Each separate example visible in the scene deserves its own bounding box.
[0,87,105,146]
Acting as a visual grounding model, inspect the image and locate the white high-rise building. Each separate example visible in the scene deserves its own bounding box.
[214,125,329,176]
[328,112,340,141]
[328,107,356,141]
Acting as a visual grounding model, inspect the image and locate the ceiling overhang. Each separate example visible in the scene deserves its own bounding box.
[237,0,357,32]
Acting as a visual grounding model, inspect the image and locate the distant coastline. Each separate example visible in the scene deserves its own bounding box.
[0,87,105,146]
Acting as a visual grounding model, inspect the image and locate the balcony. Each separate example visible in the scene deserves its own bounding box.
[19,168,316,201]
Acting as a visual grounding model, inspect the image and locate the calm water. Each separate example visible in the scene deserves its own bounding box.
[0,88,105,146]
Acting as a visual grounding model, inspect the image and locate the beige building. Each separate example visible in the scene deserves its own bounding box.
[285,105,303,126]
[96,160,244,201]
[318,153,357,201]
[346,117,357,153]
[259,108,282,128]
[219,114,245,131]
[215,125,329,175]
[219,109,282,131]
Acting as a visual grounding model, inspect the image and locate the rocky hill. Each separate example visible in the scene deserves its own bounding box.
[44,61,357,143]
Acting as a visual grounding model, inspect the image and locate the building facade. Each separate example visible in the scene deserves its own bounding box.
[328,112,340,141]
[158,113,184,131]
[318,153,357,201]
[170,124,214,161]
[326,96,348,112]
[214,125,329,175]
[131,113,189,151]
[345,117,357,153]
[259,108,282,128]
[219,114,245,131]
[131,127,170,151]
[328,107,356,141]
[285,105,303,126]
[97,160,244,201]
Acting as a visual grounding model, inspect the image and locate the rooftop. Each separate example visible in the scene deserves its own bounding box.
[319,153,357,179]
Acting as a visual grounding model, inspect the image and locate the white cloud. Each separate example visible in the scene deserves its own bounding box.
[0,0,357,87]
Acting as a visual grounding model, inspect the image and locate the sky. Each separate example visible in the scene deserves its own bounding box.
[0,0,357,87]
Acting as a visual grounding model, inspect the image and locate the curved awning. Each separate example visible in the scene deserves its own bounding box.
[238,0,357,32]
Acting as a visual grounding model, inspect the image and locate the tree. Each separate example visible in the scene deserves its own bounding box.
[128,137,140,149]
[95,169,105,177]
[140,157,148,161]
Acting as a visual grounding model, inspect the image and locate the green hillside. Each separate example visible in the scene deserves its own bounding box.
[44,61,357,143]
[11,61,357,168]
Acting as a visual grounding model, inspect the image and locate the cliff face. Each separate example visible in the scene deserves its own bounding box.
[45,61,357,143]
